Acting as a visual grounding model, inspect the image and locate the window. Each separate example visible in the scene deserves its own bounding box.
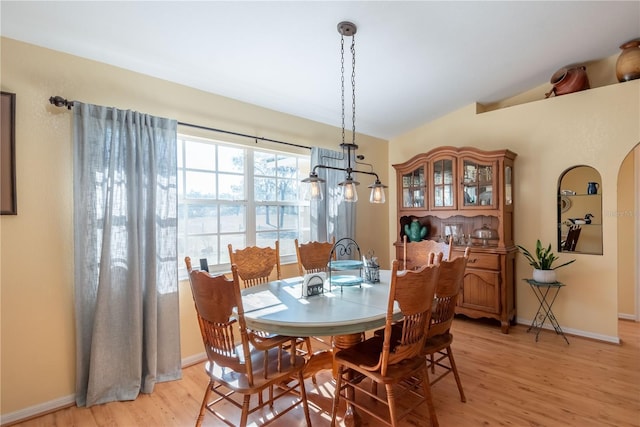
[178,135,311,274]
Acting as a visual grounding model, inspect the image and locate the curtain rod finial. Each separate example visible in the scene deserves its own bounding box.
[49,96,74,109]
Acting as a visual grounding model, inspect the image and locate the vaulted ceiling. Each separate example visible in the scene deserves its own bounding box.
[2,1,638,139]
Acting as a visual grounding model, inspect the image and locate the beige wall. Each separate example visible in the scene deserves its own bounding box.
[389,75,640,341]
[0,38,388,416]
[617,148,638,318]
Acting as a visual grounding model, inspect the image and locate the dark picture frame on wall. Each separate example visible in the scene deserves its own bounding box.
[1,91,17,215]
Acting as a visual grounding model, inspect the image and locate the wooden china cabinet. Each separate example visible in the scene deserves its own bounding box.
[393,146,517,333]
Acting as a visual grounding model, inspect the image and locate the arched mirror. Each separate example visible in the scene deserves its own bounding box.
[557,165,603,254]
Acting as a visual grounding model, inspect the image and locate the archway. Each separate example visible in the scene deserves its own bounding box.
[557,166,603,254]
[617,143,640,321]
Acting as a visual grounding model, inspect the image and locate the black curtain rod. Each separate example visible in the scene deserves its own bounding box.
[176,121,311,150]
[48,96,311,151]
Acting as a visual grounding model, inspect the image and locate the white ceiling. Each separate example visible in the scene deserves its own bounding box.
[1,1,639,140]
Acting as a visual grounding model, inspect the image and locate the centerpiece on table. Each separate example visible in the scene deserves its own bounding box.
[516,240,576,283]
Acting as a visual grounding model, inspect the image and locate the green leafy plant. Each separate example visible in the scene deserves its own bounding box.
[516,240,576,270]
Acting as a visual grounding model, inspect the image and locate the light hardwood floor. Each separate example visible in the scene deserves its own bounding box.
[9,318,640,427]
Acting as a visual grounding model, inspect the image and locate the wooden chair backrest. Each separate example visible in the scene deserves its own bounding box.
[403,235,453,270]
[563,225,582,251]
[428,248,469,338]
[295,237,335,275]
[370,260,439,376]
[228,241,281,287]
[185,257,253,379]
[428,251,444,266]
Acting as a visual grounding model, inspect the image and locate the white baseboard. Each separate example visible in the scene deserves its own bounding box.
[515,317,620,344]
[618,313,637,321]
[0,394,76,425]
[1,353,208,426]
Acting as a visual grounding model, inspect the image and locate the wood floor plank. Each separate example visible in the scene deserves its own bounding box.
[7,318,639,426]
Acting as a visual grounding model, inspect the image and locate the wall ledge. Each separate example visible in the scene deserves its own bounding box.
[477,54,631,114]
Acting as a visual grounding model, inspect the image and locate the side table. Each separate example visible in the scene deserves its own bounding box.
[523,279,569,344]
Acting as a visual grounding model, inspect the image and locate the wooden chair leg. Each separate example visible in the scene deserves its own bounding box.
[303,337,318,385]
[196,379,214,427]
[240,394,251,427]
[260,349,271,406]
[385,383,399,427]
[420,365,439,427]
[330,366,345,427]
[269,385,274,407]
[447,346,466,402]
[298,371,312,426]
[342,368,362,426]
[305,337,313,354]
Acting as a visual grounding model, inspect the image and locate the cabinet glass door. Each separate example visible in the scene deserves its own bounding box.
[505,165,513,206]
[462,159,494,207]
[402,166,425,208]
[432,158,454,208]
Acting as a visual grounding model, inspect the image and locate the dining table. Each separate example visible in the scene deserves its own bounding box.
[241,270,397,338]
[241,269,399,425]
[241,270,401,363]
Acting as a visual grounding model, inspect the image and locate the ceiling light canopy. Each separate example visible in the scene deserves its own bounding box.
[302,21,387,204]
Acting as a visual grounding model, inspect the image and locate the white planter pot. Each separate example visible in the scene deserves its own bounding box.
[533,269,557,283]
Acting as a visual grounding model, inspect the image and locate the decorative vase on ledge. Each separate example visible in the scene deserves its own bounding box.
[545,66,590,98]
[533,269,557,284]
[616,39,640,82]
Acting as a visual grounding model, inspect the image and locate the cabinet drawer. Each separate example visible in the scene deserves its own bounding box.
[463,252,500,270]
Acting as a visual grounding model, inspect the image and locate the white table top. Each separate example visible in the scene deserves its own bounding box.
[241,270,399,337]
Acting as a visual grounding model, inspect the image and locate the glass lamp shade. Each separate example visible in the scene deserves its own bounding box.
[339,177,360,203]
[302,174,325,201]
[368,180,388,204]
[369,186,385,203]
[308,181,323,201]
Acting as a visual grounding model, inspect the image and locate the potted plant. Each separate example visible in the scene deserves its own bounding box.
[516,240,576,283]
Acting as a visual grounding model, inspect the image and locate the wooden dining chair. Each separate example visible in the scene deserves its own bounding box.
[423,247,470,403]
[228,242,314,373]
[402,235,453,270]
[330,260,441,427]
[562,225,582,251]
[228,242,282,287]
[428,251,445,266]
[185,257,311,427]
[294,237,336,350]
[294,237,335,276]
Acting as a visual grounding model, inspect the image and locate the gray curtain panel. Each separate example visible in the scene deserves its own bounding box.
[73,103,181,407]
[310,147,356,242]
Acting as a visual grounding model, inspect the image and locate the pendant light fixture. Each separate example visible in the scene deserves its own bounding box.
[302,21,387,204]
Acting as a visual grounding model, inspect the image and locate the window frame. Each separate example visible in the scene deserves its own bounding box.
[177,134,311,278]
